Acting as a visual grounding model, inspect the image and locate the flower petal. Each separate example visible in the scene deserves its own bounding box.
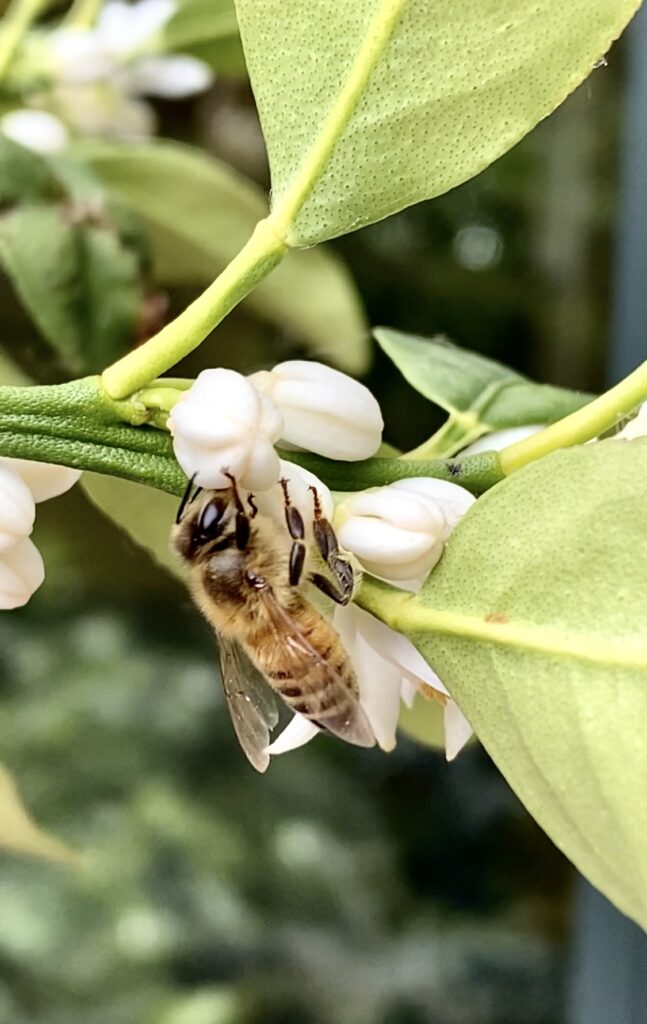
[3,460,81,503]
[98,0,176,55]
[0,463,35,551]
[443,700,473,761]
[169,369,283,491]
[250,361,383,461]
[265,714,320,755]
[1,110,69,154]
[126,55,213,98]
[350,605,450,697]
[0,539,45,609]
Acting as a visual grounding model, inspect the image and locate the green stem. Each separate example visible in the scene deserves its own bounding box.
[404,416,485,461]
[0,428,184,493]
[0,413,173,455]
[62,0,103,28]
[101,219,287,401]
[499,358,647,475]
[280,449,504,495]
[0,0,45,80]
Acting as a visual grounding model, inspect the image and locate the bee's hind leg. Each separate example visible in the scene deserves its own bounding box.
[280,478,307,586]
[308,486,354,606]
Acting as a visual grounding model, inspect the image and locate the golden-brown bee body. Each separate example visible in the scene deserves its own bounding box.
[172,485,374,769]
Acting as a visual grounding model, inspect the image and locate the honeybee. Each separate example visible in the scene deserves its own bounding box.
[172,472,375,771]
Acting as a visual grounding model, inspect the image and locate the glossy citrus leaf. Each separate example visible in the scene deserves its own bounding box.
[386,440,647,927]
[235,0,642,244]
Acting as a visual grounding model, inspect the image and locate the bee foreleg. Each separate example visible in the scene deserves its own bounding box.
[280,478,307,585]
[308,496,355,605]
[310,564,354,605]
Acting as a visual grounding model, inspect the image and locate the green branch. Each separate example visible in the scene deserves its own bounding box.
[280,449,504,494]
[0,0,46,80]
[499,358,647,474]
[101,219,287,400]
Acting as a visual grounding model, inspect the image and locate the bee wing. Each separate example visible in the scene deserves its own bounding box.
[257,589,375,749]
[218,635,279,773]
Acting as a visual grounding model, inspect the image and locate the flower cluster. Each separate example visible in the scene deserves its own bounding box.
[0,459,80,608]
[169,362,476,762]
[1,0,212,152]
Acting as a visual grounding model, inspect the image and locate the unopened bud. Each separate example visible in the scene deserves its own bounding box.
[249,360,383,461]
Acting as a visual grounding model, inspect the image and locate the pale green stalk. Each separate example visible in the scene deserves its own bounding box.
[499,358,647,474]
[62,0,103,29]
[102,218,287,400]
[100,0,406,401]
[0,0,45,80]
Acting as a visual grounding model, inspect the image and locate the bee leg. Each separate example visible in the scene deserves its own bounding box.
[308,486,355,605]
[223,471,251,551]
[247,494,258,519]
[280,478,307,586]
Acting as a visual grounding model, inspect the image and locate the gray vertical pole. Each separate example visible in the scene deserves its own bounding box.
[570,5,647,1021]
[608,2,647,381]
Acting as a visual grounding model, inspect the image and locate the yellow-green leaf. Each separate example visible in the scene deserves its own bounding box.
[235,0,642,245]
[373,440,647,928]
[82,474,183,579]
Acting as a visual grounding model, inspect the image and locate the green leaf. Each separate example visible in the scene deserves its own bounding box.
[382,440,647,928]
[0,135,60,206]
[82,474,183,579]
[0,765,80,865]
[0,202,141,373]
[76,140,369,373]
[235,0,641,245]
[375,328,592,455]
[162,0,246,74]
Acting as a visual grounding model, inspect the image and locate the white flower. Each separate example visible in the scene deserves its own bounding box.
[32,0,213,141]
[0,459,80,608]
[2,459,81,502]
[248,360,384,461]
[265,605,472,762]
[0,109,69,153]
[335,477,475,587]
[169,368,284,491]
[0,539,45,609]
[0,463,35,551]
[460,424,544,454]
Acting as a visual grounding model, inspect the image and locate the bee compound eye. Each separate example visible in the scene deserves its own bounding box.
[198,497,226,536]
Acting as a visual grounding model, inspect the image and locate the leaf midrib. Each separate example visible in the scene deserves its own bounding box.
[381,598,647,670]
[267,0,408,242]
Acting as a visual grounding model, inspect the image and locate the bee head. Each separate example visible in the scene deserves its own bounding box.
[171,485,236,563]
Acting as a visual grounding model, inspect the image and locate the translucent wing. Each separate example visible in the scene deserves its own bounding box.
[218,635,280,773]
[256,588,375,749]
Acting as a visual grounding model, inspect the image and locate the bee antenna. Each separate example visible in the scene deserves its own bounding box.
[176,473,198,524]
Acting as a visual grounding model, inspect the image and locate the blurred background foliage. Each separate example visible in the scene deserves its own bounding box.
[0,3,630,1020]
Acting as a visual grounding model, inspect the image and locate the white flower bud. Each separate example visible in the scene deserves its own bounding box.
[335,477,474,585]
[1,110,69,154]
[249,360,383,461]
[2,459,81,503]
[0,463,35,552]
[0,538,45,609]
[460,424,544,454]
[169,369,283,491]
